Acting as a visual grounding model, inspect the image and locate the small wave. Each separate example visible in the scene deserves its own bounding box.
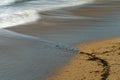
[0,0,95,28]
[0,9,40,28]
[0,0,34,6]
[0,0,16,6]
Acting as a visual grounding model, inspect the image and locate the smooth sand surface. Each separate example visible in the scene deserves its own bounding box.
[45,38,120,80]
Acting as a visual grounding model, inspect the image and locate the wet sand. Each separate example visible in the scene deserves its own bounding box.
[43,1,120,80]
[2,0,120,80]
[45,38,120,80]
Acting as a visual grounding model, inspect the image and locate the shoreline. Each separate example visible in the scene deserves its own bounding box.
[7,1,120,46]
[45,37,120,80]
[3,0,120,80]
[42,1,120,80]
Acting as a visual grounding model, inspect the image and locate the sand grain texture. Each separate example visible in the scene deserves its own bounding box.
[46,38,120,80]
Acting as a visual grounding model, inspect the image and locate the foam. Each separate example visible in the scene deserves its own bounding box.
[0,9,40,28]
[0,0,95,28]
[0,0,16,6]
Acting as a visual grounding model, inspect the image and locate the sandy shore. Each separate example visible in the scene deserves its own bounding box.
[43,1,120,80]
[45,37,120,80]
[4,0,120,80]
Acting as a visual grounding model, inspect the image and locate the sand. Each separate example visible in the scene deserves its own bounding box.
[43,1,120,80]
[45,38,120,80]
[4,0,120,80]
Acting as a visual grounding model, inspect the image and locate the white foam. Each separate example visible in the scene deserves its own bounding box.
[27,0,95,11]
[0,0,16,6]
[0,10,40,28]
[0,0,95,28]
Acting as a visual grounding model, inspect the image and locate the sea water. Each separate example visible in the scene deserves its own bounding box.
[0,0,94,28]
[0,0,120,80]
[0,0,94,80]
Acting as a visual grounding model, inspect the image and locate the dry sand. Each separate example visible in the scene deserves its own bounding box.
[45,38,120,80]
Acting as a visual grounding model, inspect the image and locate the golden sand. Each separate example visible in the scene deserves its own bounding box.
[45,38,120,80]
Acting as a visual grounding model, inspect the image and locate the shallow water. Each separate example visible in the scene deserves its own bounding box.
[0,0,93,28]
[0,29,76,80]
[0,0,94,80]
[0,0,120,80]
[3,11,120,80]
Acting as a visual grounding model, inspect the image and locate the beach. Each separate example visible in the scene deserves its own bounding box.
[0,0,120,80]
[8,1,120,44]
[45,38,120,80]
[40,1,120,80]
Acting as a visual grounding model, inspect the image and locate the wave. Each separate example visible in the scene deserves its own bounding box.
[0,0,34,6]
[0,9,40,28]
[0,0,16,6]
[0,0,95,28]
